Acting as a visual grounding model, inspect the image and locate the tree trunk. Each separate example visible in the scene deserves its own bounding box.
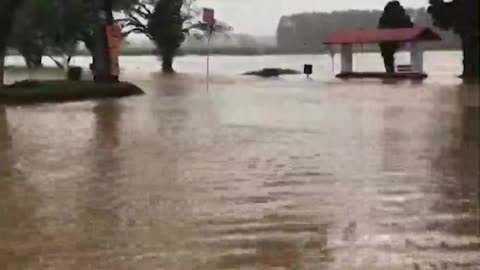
[380,43,398,73]
[162,50,175,73]
[0,51,5,86]
[82,33,95,56]
[0,105,8,175]
[92,0,117,83]
[31,51,43,68]
[461,34,479,79]
[382,53,395,73]
[92,20,109,81]
[92,23,111,82]
[21,54,43,69]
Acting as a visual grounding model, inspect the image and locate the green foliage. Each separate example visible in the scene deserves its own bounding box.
[378,1,414,29]
[6,0,141,70]
[81,0,141,11]
[428,0,478,78]
[0,0,25,51]
[9,0,93,67]
[0,0,25,84]
[148,0,186,45]
[428,0,478,35]
[122,0,231,72]
[149,0,185,72]
[122,0,195,72]
[427,0,454,30]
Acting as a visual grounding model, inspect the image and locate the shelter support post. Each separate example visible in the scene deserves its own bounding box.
[341,44,353,73]
[410,43,424,73]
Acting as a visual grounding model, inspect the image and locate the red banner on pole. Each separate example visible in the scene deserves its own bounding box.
[106,24,122,76]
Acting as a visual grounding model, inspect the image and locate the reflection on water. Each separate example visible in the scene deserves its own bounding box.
[0,54,479,269]
[0,107,41,270]
[0,107,10,176]
[76,101,124,268]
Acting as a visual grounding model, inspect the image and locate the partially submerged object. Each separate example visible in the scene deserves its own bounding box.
[243,68,302,77]
[324,27,441,80]
[337,72,427,80]
[0,80,144,105]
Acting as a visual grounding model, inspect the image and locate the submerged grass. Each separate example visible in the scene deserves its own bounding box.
[0,80,145,105]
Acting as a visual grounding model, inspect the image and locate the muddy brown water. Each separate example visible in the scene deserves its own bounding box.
[0,52,479,269]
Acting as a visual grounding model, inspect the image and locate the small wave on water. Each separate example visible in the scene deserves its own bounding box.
[0,52,478,269]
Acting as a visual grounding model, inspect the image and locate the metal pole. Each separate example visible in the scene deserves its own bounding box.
[329,45,335,75]
[331,55,334,75]
[206,27,212,92]
[206,34,210,92]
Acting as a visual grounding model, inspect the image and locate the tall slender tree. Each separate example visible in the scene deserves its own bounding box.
[148,0,186,72]
[122,0,191,73]
[123,0,231,73]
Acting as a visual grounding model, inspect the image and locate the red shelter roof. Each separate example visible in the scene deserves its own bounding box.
[324,27,441,45]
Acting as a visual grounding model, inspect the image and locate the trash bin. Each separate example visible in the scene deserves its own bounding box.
[67,66,83,81]
[304,64,313,76]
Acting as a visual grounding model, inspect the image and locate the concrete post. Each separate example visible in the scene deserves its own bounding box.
[341,44,353,73]
[410,42,424,73]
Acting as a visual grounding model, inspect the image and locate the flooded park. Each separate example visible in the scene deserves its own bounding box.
[0,51,479,269]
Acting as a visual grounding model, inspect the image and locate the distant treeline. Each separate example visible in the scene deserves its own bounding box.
[118,47,281,56]
[276,8,460,53]
[177,48,281,56]
[5,47,283,57]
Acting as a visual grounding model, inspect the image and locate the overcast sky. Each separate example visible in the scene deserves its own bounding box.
[197,0,427,35]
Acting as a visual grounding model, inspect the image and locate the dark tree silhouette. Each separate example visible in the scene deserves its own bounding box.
[0,0,25,85]
[428,0,478,78]
[122,0,232,73]
[148,0,186,73]
[378,1,414,73]
[123,0,200,73]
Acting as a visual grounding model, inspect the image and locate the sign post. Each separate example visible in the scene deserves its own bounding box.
[304,64,313,78]
[203,8,215,92]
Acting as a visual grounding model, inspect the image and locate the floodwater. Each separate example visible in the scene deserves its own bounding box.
[1,52,479,270]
